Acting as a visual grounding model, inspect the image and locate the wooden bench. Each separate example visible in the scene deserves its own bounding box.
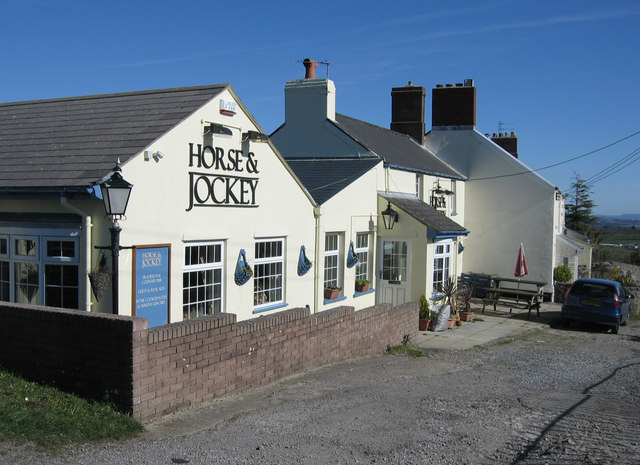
[481,278,546,319]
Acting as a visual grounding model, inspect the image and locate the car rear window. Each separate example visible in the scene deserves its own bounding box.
[571,282,615,299]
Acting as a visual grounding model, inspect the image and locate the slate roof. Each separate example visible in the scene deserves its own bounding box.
[379,192,468,237]
[286,158,382,205]
[334,114,464,180]
[0,84,228,193]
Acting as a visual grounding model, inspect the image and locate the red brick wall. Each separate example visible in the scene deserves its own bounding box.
[0,302,145,409]
[0,301,417,422]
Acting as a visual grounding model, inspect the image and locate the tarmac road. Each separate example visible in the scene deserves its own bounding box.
[2,304,639,464]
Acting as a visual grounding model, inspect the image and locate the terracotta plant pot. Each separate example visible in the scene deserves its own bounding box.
[456,319,463,326]
[355,283,369,293]
[446,318,456,329]
[419,318,431,331]
[459,311,474,322]
[324,288,341,300]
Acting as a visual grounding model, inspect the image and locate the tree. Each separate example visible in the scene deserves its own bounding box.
[565,173,598,235]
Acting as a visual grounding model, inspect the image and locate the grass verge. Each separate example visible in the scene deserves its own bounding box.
[386,334,431,358]
[0,369,143,449]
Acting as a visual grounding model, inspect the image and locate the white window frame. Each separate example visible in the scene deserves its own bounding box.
[324,232,342,293]
[354,232,370,285]
[253,237,285,310]
[433,239,453,295]
[183,241,224,320]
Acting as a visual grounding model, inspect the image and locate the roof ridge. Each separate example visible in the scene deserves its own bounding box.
[0,83,230,108]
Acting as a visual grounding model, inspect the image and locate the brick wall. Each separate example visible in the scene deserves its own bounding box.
[0,302,145,409]
[0,301,417,422]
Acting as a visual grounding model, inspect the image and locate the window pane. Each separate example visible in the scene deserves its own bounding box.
[14,262,39,304]
[47,240,75,258]
[45,264,79,309]
[382,241,407,281]
[16,239,37,256]
[0,238,7,255]
[0,261,9,301]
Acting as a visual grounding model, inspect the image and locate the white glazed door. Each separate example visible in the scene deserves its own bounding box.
[377,239,411,306]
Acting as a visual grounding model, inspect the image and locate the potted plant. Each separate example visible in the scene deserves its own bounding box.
[324,285,342,300]
[418,294,431,331]
[458,286,474,322]
[439,276,458,317]
[355,279,370,293]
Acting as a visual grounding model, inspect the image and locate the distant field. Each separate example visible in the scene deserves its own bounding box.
[602,233,640,245]
[601,233,639,262]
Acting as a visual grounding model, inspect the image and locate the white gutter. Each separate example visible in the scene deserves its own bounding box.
[60,196,93,312]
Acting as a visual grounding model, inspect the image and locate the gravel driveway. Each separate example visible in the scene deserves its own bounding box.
[2,320,639,464]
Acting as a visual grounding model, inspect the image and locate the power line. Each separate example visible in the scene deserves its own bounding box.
[467,129,640,182]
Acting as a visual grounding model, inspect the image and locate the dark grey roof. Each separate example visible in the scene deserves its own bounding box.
[286,158,382,204]
[0,84,227,192]
[379,192,468,237]
[334,114,464,179]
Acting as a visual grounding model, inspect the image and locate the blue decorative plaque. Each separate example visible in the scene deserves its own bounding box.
[134,245,170,327]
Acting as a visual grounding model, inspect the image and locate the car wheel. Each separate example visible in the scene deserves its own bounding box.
[611,324,619,334]
[621,314,628,326]
[561,318,570,328]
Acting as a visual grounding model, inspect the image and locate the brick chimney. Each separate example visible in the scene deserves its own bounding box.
[432,79,476,128]
[491,132,518,159]
[391,82,425,144]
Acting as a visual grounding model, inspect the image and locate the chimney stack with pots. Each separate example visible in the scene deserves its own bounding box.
[491,132,519,159]
[284,58,336,123]
[390,82,426,144]
[431,79,476,128]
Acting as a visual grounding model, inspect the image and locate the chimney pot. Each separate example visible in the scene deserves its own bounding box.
[302,58,318,79]
[436,84,443,88]
[445,83,453,87]
[464,79,474,87]
[511,131,516,137]
[493,133,498,137]
[455,83,463,87]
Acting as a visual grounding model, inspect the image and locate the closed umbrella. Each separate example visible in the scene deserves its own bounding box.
[514,243,529,278]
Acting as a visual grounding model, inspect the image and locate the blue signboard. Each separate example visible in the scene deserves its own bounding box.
[134,245,170,327]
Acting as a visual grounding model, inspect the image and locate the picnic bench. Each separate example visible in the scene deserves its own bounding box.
[481,277,547,319]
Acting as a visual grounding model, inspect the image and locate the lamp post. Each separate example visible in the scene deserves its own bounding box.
[100,160,133,315]
[381,201,399,230]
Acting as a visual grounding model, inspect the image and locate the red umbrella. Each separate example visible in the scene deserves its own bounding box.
[515,243,529,278]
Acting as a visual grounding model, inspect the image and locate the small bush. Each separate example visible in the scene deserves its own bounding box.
[554,265,572,283]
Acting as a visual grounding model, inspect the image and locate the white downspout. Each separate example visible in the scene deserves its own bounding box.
[60,196,93,312]
[313,206,322,313]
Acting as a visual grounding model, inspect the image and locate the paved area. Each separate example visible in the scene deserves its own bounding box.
[414,301,562,351]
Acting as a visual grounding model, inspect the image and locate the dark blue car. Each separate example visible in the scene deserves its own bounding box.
[561,278,634,333]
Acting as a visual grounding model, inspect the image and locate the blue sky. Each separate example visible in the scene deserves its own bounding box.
[2,0,639,215]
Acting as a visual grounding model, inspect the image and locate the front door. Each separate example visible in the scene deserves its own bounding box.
[377,239,411,306]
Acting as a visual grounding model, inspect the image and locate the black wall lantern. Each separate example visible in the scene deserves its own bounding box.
[97,159,134,315]
[381,201,399,230]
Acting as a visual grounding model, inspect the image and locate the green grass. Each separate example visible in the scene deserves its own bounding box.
[386,334,431,357]
[0,369,143,448]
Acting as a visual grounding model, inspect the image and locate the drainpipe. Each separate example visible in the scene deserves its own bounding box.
[60,196,93,312]
[313,206,322,313]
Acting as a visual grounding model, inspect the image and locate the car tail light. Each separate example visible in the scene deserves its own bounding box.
[564,284,575,302]
[613,292,620,308]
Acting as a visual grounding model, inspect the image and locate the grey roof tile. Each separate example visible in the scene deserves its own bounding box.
[379,192,468,236]
[334,114,464,179]
[0,85,228,191]
[286,158,382,205]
